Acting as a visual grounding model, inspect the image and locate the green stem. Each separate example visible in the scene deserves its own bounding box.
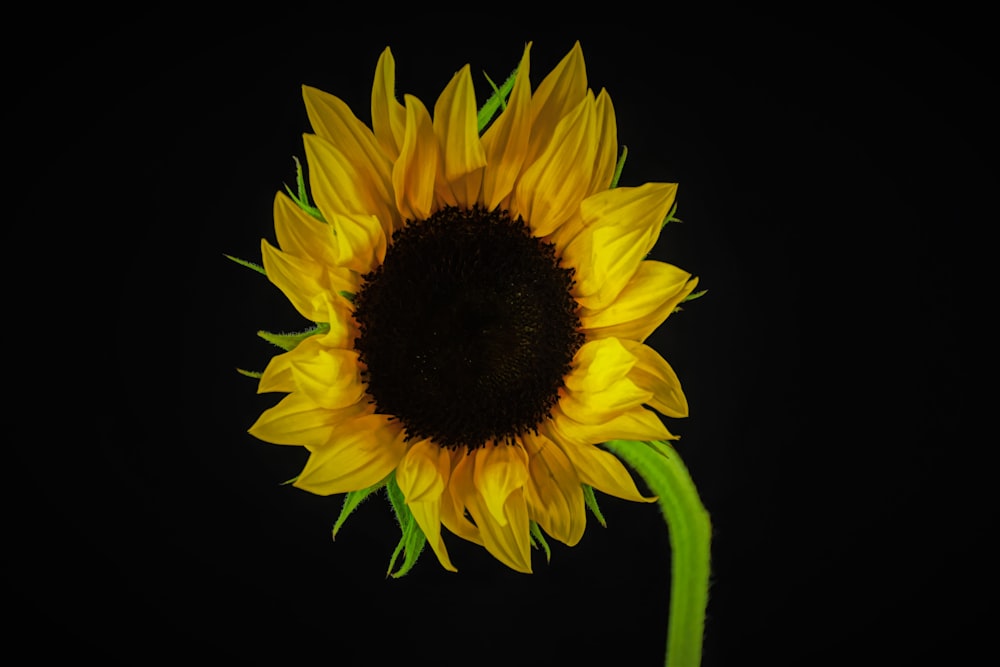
[603,440,711,667]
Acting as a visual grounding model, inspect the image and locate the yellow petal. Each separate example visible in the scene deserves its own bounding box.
[524,40,587,170]
[545,417,655,503]
[466,483,533,573]
[294,414,406,495]
[620,339,689,418]
[289,347,366,409]
[303,133,398,234]
[560,338,652,424]
[521,431,586,546]
[440,450,483,546]
[563,337,638,395]
[433,64,486,208]
[257,349,295,395]
[248,391,368,448]
[481,43,532,211]
[327,211,386,273]
[397,439,450,503]
[562,182,677,311]
[513,92,597,237]
[316,296,360,351]
[371,47,407,160]
[273,191,336,266]
[303,85,393,184]
[393,94,438,222]
[587,88,619,196]
[547,402,676,449]
[396,439,456,571]
[581,262,698,341]
[472,443,530,525]
[260,239,332,322]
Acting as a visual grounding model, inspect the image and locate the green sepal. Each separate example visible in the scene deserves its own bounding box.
[662,202,682,227]
[284,156,327,222]
[280,476,299,486]
[610,145,628,189]
[477,66,518,134]
[236,368,263,379]
[332,473,391,540]
[683,289,708,303]
[338,290,356,303]
[529,521,551,563]
[384,472,427,578]
[582,484,607,528]
[257,322,331,351]
[224,253,267,276]
[672,289,707,314]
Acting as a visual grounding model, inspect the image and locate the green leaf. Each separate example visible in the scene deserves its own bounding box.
[236,368,263,379]
[476,66,518,134]
[610,145,628,189]
[284,156,327,222]
[582,484,607,528]
[602,440,711,667]
[384,472,427,578]
[224,253,267,276]
[332,474,390,540]
[257,322,331,351]
[529,521,551,563]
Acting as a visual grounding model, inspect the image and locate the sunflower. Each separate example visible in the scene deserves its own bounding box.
[246,41,699,574]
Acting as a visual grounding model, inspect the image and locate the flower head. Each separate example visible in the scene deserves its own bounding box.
[246,42,699,573]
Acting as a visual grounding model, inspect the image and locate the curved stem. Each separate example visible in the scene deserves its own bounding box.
[603,440,711,667]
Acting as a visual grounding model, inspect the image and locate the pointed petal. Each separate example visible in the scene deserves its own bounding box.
[273,191,336,266]
[303,86,398,237]
[440,450,483,546]
[371,47,407,160]
[562,183,677,311]
[525,41,587,170]
[472,444,530,525]
[581,262,698,341]
[304,84,391,166]
[257,358,294,394]
[544,418,655,503]
[621,339,689,418]
[563,337,638,395]
[248,392,368,448]
[588,88,619,196]
[513,92,597,237]
[294,414,406,495]
[560,338,652,425]
[433,64,486,208]
[327,211,386,273]
[260,239,332,322]
[303,133,398,236]
[547,401,676,449]
[396,439,456,571]
[317,296,360,350]
[393,94,438,221]
[257,333,332,395]
[521,431,586,546]
[289,346,366,409]
[481,43,532,210]
[467,485,533,573]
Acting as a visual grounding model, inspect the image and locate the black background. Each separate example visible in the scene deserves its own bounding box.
[6,12,988,666]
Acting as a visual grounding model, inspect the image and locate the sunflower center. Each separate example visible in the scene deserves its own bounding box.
[352,206,584,449]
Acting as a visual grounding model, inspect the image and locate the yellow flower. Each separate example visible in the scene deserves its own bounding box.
[248,42,699,573]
